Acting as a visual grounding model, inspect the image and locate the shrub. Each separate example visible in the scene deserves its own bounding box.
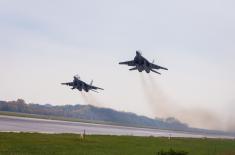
[157,149,188,155]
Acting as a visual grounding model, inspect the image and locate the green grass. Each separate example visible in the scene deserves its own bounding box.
[0,133,234,155]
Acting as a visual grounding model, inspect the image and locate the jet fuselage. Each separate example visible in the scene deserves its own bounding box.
[134,52,151,73]
[119,51,168,74]
[62,76,104,93]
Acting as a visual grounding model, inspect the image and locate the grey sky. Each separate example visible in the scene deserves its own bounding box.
[0,0,235,131]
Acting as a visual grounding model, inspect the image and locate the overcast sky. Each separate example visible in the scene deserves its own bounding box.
[0,0,235,131]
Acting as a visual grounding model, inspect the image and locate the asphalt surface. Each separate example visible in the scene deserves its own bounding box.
[0,115,232,139]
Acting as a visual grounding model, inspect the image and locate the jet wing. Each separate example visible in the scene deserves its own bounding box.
[61,82,74,86]
[119,60,135,66]
[151,63,168,70]
[84,82,104,91]
[91,85,104,90]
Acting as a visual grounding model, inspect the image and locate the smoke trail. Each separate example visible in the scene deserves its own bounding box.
[87,93,103,107]
[138,73,155,115]
[225,102,235,132]
[139,73,172,118]
[81,91,89,103]
[139,73,227,130]
[80,91,103,107]
[177,107,223,130]
[139,73,153,105]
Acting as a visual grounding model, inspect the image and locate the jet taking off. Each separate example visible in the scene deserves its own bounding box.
[61,76,104,93]
[119,51,168,74]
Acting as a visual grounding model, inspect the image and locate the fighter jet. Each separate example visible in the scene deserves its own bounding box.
[61,75,104,93]
[119,51,168,74]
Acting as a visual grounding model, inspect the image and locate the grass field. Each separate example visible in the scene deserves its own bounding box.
[0,132,235,155]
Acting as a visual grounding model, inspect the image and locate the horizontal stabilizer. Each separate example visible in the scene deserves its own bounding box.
[96,87,104,90]
[91,89,99,93]
[150,69,161,74]
[119,60,135,66]
[129,67,137,71]
[161,67,168,70]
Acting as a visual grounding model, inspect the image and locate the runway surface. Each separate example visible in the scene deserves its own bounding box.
[0,115,232,139]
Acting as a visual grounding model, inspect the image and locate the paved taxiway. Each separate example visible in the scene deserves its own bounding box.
[0,115,232,139]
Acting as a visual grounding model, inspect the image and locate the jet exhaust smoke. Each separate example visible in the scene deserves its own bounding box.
[225,103,235,132]
[138,73,230,131]
[81,91,103,107]
[139,73,173,118]
[81,92,89,104]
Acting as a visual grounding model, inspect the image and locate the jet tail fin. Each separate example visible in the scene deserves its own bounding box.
[90,80,93,86]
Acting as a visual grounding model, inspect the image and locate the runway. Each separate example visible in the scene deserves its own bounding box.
[0,115,232,139]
